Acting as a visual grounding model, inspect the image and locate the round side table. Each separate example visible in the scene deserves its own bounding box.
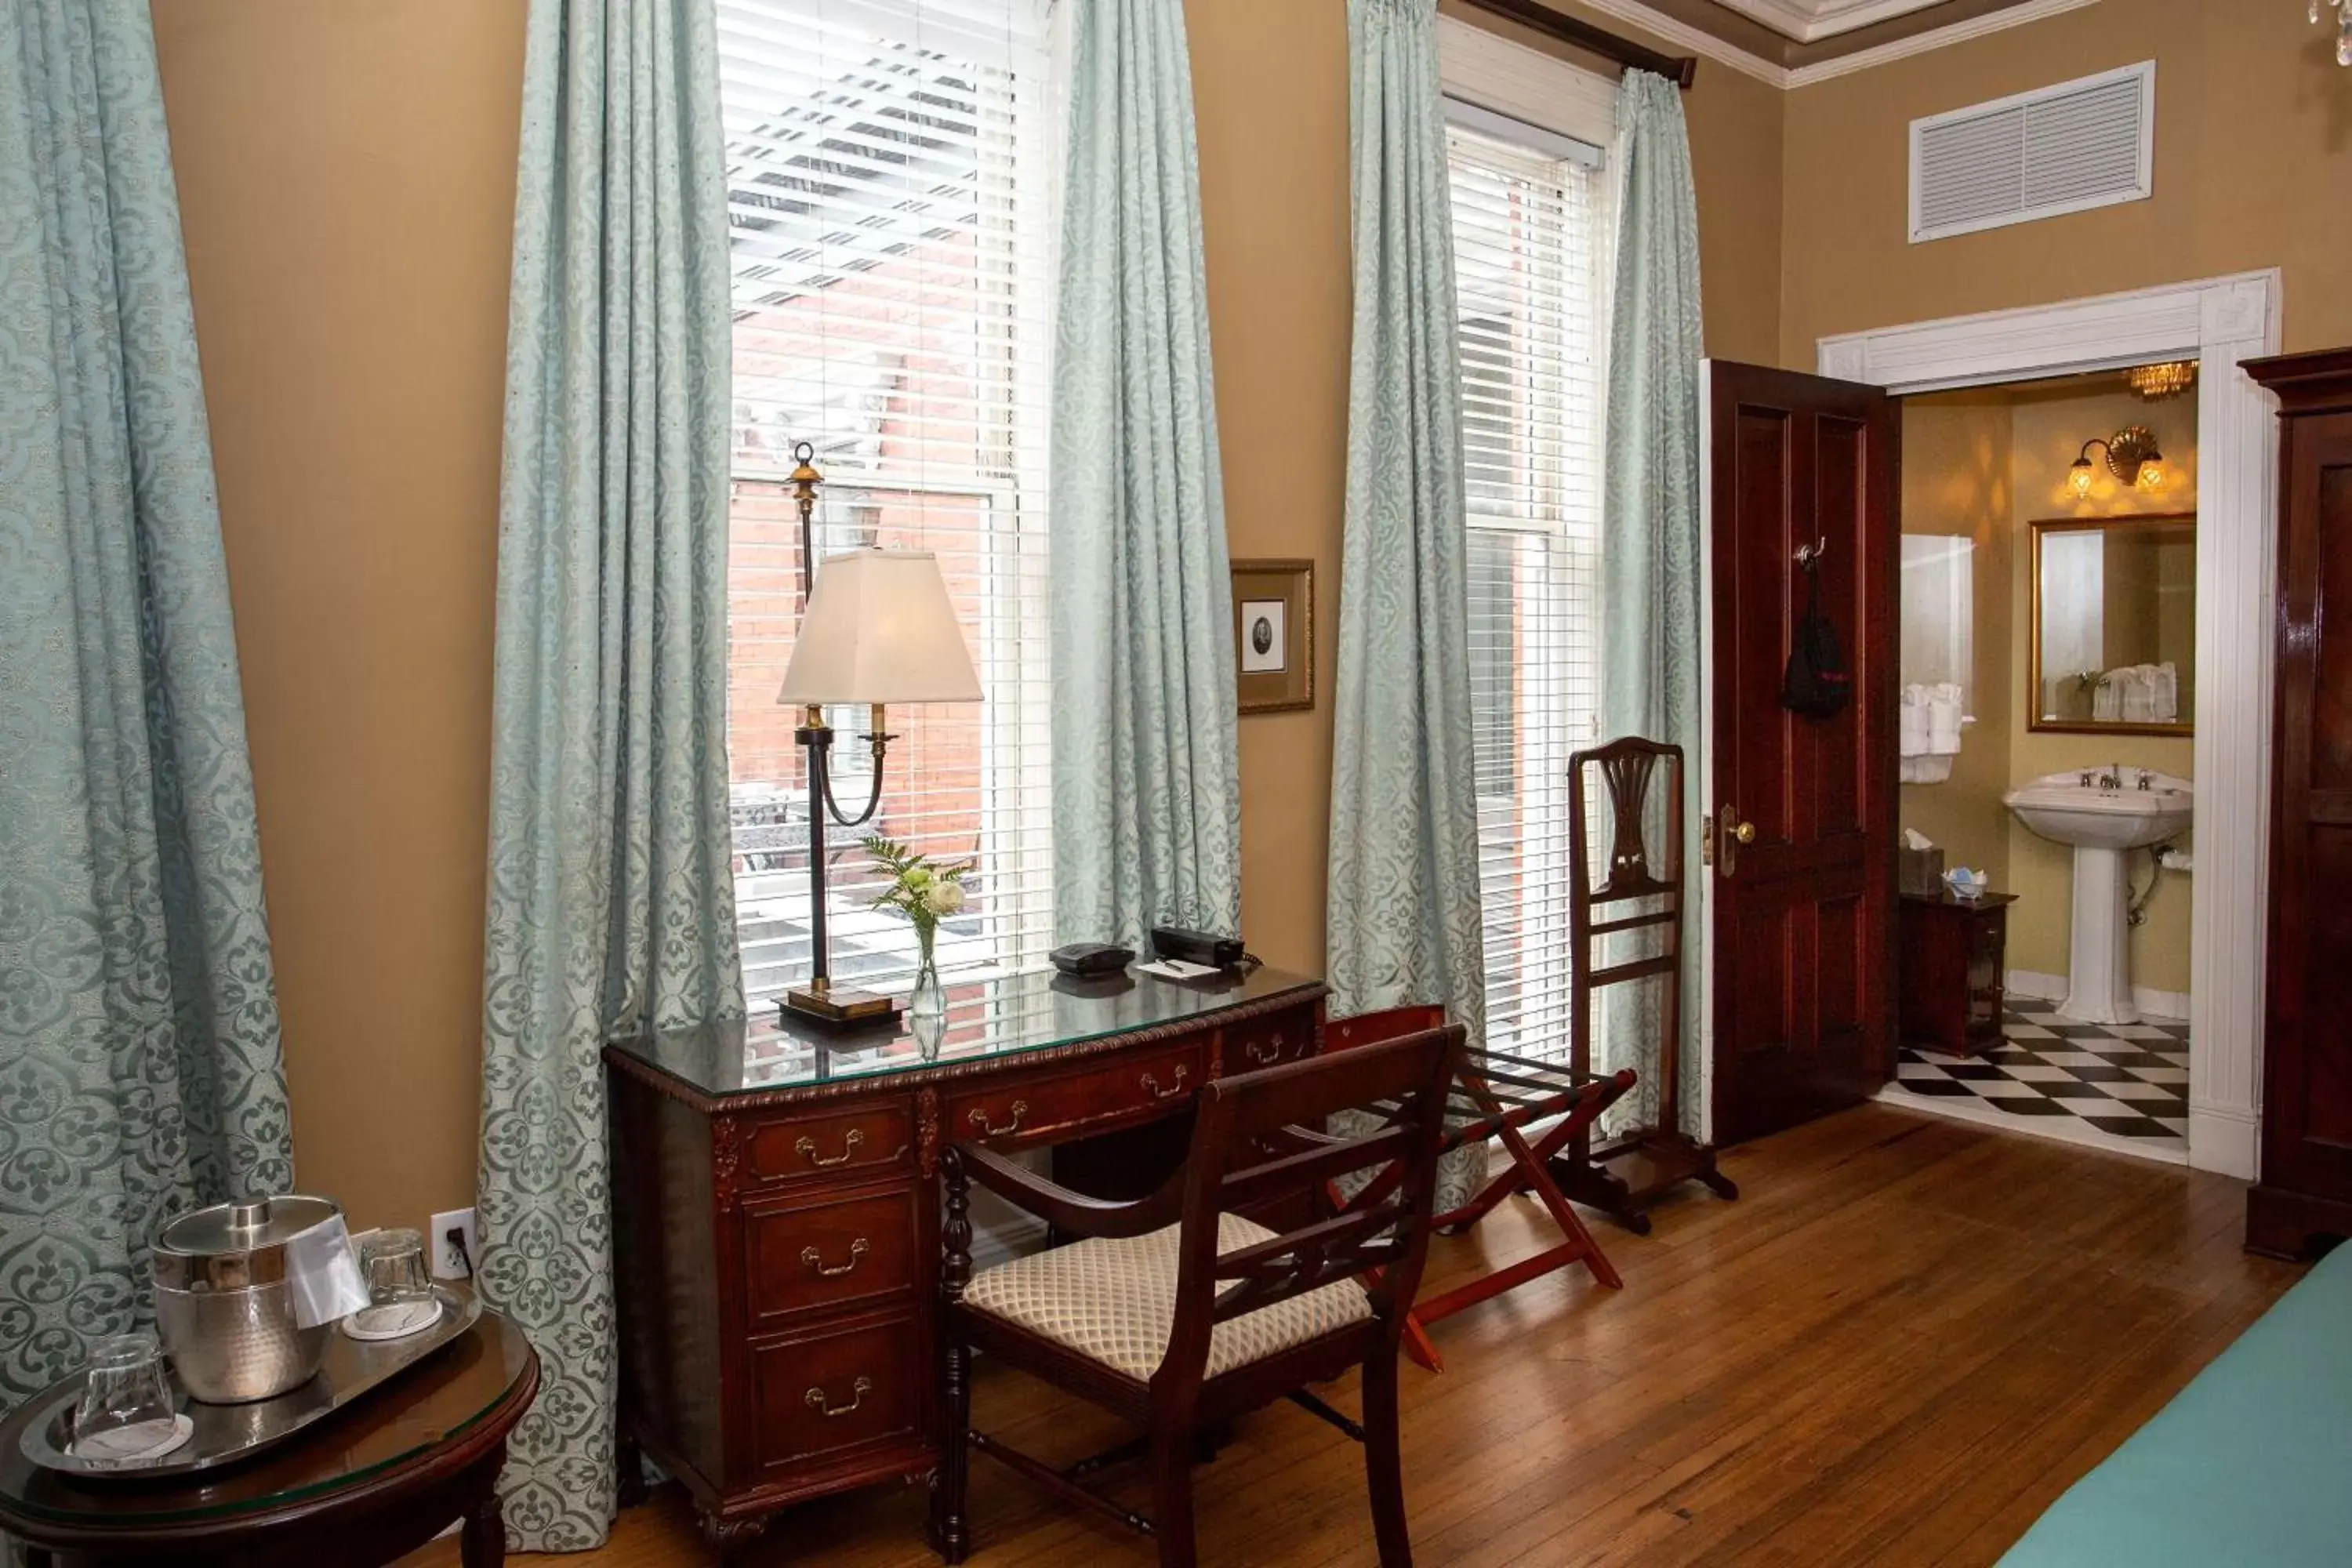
[0,1309,538,1567]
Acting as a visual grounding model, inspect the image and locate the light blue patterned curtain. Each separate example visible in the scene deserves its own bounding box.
[1049,0,1243,952]
[0,0,294,1406]
[1597,71,1705,1138]
[1328,0,1486,1210]
[480,0,743,1548]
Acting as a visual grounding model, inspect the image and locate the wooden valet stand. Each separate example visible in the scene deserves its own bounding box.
[1547,736,1737,1234]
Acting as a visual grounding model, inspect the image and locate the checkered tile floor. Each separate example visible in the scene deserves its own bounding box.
[1891,1004,2190,1153]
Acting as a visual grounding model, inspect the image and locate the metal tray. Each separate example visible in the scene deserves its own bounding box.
[22,1285,482,1480]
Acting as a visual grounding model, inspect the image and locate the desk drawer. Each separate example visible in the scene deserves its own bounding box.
[743,1183,920,1326]
[751,1312,921,1474]
[1224,1010,1316,1072]
[745,1102,913,1189]
[946,1043,1205,1150]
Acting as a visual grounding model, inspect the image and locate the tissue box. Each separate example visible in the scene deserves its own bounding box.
[1899,845,1945,898]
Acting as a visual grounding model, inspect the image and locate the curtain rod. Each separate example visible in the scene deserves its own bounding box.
[1456,0,1700,89]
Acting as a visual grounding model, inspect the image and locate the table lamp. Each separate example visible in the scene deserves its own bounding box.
[777,545,984,1026]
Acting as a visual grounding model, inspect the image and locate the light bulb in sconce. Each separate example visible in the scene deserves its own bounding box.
[2067,456,2096,499]
[2138,456,2167,491]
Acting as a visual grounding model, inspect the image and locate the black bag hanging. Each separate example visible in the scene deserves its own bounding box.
[1781,552,1851,720]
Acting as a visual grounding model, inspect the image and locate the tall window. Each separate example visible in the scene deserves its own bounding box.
[1444,74,1614,1060]
[719,0,1057,1005]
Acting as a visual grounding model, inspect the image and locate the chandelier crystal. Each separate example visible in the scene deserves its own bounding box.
[2318,0,2352,67]
[2126,361,2198,401]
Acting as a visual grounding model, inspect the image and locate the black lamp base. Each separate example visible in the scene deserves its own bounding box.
[779,985,903,1032]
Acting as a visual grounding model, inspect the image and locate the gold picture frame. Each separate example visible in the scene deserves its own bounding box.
[1231,559,1314,715]
[2027,512,2196,738]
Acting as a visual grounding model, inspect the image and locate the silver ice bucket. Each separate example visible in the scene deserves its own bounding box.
[151,1195,350,1403]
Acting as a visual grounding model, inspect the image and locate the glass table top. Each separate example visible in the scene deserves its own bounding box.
[608,964,1326,1101]
[0,1308,533,1527]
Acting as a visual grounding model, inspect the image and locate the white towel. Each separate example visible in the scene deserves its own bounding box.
[2093,673,2123,721]
[2151,661,2178,723]
[1899,684,1929,758]
[1925,683,1964,753]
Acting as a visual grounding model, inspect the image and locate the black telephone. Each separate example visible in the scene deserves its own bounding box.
[1050,942,1134,978]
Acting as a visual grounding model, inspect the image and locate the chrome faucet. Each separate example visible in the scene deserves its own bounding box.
[2136,769,2154,791]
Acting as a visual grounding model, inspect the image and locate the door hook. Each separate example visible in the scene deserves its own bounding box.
[1793,537,1828,569]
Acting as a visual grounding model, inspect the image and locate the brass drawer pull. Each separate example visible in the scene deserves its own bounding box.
[967,1100,1027,1138]
[1141,1065,1190,1101]
[1243,1033,1284,1066]
[804,1375,873,1418]
[800,1237,869,1278]
[795,1127,865,1168]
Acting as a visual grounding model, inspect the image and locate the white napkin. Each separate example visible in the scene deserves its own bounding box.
[285,1214,372,1329]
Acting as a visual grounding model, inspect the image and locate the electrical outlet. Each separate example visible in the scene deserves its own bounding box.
[430,1207,478,1280]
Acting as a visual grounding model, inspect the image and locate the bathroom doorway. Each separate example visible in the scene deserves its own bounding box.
[1885,368,2199,1165]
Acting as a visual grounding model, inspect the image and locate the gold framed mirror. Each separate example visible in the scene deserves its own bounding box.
[2028,512,2195,736]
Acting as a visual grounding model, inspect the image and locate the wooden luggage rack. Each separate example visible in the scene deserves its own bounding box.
[1322,1007,1634,1373]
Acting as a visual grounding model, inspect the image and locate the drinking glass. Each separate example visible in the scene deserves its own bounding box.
[350,1228,438,1337]
[360,1227,433,1305]
[72,1334,176,1457]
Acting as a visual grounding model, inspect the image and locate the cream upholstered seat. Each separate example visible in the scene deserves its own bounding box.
[960,1210,1374,1382]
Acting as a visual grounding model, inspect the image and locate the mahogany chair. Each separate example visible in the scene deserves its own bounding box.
[930,1025,1467,1568]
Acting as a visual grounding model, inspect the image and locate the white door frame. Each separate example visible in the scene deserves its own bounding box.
[1818,269,2283,1178]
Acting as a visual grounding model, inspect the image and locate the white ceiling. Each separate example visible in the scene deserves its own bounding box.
[1709,0,1955,42]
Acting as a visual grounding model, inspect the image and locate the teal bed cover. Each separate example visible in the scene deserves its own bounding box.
[1997,1240,2350,1566]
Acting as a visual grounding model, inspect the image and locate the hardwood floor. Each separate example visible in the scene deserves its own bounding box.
[406,1105,2303,1568]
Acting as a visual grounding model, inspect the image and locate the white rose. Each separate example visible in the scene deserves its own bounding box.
[931,880,966,915]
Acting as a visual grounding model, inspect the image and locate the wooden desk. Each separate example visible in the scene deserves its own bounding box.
[603,966,1327,1552]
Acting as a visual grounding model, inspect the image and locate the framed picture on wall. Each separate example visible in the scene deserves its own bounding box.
[1230,558,1313,714]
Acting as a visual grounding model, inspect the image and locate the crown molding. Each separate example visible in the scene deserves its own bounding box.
[1555,0,2100,90]
[1714,0,1950,44]
[1568,0,1789,85]
[1784,0,2101,86]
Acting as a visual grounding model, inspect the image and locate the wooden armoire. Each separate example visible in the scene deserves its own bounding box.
[2245,347,2352,1259]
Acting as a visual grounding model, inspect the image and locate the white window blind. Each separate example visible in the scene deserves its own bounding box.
[1447,108,1613,1063]
[719,0,1057,1005]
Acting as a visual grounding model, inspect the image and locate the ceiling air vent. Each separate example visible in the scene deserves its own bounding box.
[1909,61,2154,244]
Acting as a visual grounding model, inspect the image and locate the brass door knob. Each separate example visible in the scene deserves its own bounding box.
[1719,806,1755,874]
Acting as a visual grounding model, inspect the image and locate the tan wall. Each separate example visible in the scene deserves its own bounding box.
[154,0,1784,1230]
[152,0,527,1231]
[2002,387,2194,999]
[1896,392,2013,887]
[1780,0,2352,365]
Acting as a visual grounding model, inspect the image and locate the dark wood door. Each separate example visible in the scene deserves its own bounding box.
[2248,347,2352,1256]
[1707,361,1898,1146]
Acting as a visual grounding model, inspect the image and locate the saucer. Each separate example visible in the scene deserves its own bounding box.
[343,1298,444,1341]
[71,1414,194,1466]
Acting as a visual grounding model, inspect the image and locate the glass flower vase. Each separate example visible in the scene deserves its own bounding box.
[909,930,945,1024]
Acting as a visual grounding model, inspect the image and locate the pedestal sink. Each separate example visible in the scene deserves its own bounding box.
[2003,768,2192,1025]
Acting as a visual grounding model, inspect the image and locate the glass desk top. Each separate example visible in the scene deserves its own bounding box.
[607,964,1326,1102]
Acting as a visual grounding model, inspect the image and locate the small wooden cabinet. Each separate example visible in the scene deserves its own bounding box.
[1897,891,2015,1056]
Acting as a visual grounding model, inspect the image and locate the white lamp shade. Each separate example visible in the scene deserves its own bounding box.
[776,549,985,706]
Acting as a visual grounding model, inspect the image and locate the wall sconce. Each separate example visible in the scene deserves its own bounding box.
[2068,425,2167,499]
